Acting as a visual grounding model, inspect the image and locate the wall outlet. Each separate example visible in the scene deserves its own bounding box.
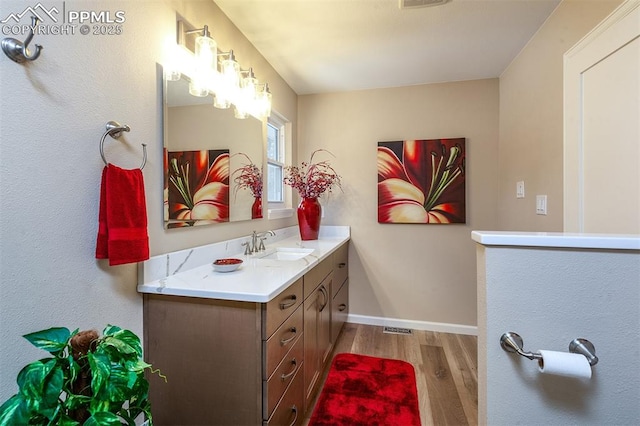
[536,195,547,215]
[516,181,525,198]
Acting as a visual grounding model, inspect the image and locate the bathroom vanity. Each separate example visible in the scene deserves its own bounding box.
[138,227,349,425]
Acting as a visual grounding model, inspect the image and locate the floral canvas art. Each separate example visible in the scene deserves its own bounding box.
[166,149,230,228]
[378,138,466,224]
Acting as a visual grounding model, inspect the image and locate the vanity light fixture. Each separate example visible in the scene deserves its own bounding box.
[186,25,217,97]
[256,83,272,119]
[171,19,273,119]
[214,50,240,109]
[234,68,258,119]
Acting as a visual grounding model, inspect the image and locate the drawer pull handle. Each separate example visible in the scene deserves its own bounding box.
[338,262,346,268]
[338,303,347,311]
[280,358,297,381]
[280,327,297,346]
[319,286,329,312]
[287,404,298,426]
[279,295,297,310]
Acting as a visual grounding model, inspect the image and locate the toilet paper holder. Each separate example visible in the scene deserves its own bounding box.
[500,331,598,367]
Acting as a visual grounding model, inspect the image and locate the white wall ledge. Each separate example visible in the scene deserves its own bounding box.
[471,230,640,250]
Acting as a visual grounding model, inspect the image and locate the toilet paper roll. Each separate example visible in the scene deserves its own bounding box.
[538,350,592,379]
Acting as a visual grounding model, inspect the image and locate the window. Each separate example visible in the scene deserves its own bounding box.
[267,113,286,204]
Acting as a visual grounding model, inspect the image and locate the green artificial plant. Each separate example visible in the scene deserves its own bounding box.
[0,325,163,425]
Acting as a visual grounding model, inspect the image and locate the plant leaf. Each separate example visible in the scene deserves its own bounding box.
[41,360,64,409]
[23,327,71,354]
[103,365,131,403]
[101,336,138,357]
[63,394,90,410]
[116,410,136,426]
[89,398,110,416]
[102,324,122,337]
[66,354,81,385]
[84,411,122,426]
[57,413,81,426]
[16,360,52,401]
[87,351,110,396]
[126,359,151,374]
[109,329,143,358]
[0,394,30,426]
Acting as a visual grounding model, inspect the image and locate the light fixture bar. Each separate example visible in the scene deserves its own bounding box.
[170,18,272,119]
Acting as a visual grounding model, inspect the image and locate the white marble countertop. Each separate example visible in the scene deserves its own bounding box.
[471,230,640,250]
[137,226,350,303]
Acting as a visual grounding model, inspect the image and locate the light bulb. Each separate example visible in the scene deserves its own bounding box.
[214,51,240,109]
[257,84,272,118]
[194,26,217,71]
[188,26,217,97]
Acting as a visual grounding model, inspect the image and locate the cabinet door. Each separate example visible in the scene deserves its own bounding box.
[331,279,349,342]
[144,295,262,425]
[303,288,321,411]
[303,274,333,412]
[318,279,332,367]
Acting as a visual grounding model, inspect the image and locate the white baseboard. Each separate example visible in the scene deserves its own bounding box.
[347,314,477,336]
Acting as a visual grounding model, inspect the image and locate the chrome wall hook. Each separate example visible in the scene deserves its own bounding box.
[2,16,43,63]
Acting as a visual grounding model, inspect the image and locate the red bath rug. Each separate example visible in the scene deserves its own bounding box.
[309,353,421,425]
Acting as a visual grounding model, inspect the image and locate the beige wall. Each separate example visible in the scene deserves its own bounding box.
[0,0,296,402]
[298,79,499,329]
[498,0,622,231]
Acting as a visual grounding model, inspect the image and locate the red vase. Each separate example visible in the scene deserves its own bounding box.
[252,197,263,219]
[297,197,321,240]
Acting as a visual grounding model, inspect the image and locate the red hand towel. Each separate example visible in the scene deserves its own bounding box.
[96,164,149,266]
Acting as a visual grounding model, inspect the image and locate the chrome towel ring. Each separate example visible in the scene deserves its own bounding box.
[99,121,147,169]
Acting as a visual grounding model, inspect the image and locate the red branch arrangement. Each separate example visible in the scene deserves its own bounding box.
[284,149,342,199]
[231,153,263,198]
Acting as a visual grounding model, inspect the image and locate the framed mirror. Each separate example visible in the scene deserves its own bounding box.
[163,74,264,229]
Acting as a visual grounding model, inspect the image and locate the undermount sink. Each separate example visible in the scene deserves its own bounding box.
[258,247,315,261]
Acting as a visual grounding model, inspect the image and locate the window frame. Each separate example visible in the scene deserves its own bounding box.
[266,111,293,218]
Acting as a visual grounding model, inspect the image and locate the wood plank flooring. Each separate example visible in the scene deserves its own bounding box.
[304,323,478,426]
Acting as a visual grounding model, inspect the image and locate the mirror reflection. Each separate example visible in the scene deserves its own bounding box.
[163,74,264,229]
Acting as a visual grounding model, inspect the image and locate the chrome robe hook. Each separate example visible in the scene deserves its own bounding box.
[2,16,43,63]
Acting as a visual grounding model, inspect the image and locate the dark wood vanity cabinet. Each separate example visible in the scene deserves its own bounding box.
[142,241,349,425]
[143,278,304,426]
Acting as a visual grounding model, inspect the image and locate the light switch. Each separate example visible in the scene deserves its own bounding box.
[536,195,547,215]
[516,181,525,198]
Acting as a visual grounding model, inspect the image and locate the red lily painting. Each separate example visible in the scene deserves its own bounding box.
[378,139,466,224]
[166,149,230,228]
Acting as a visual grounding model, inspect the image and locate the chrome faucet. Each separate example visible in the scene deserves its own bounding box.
[257,230,275,251]
[248,230,275,254]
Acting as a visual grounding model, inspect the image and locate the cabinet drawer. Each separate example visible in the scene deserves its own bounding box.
[264,333,304,418]
[264,278,303,339]
[265,364,304,426]
[332,243,349,297]
[265,305,303,378]
[303,256,332,299]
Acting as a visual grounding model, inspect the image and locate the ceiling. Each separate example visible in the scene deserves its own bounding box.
[214,0,561,95]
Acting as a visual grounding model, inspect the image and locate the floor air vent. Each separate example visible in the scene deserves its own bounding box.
[399,0,451,9]
[383,326,413,335]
